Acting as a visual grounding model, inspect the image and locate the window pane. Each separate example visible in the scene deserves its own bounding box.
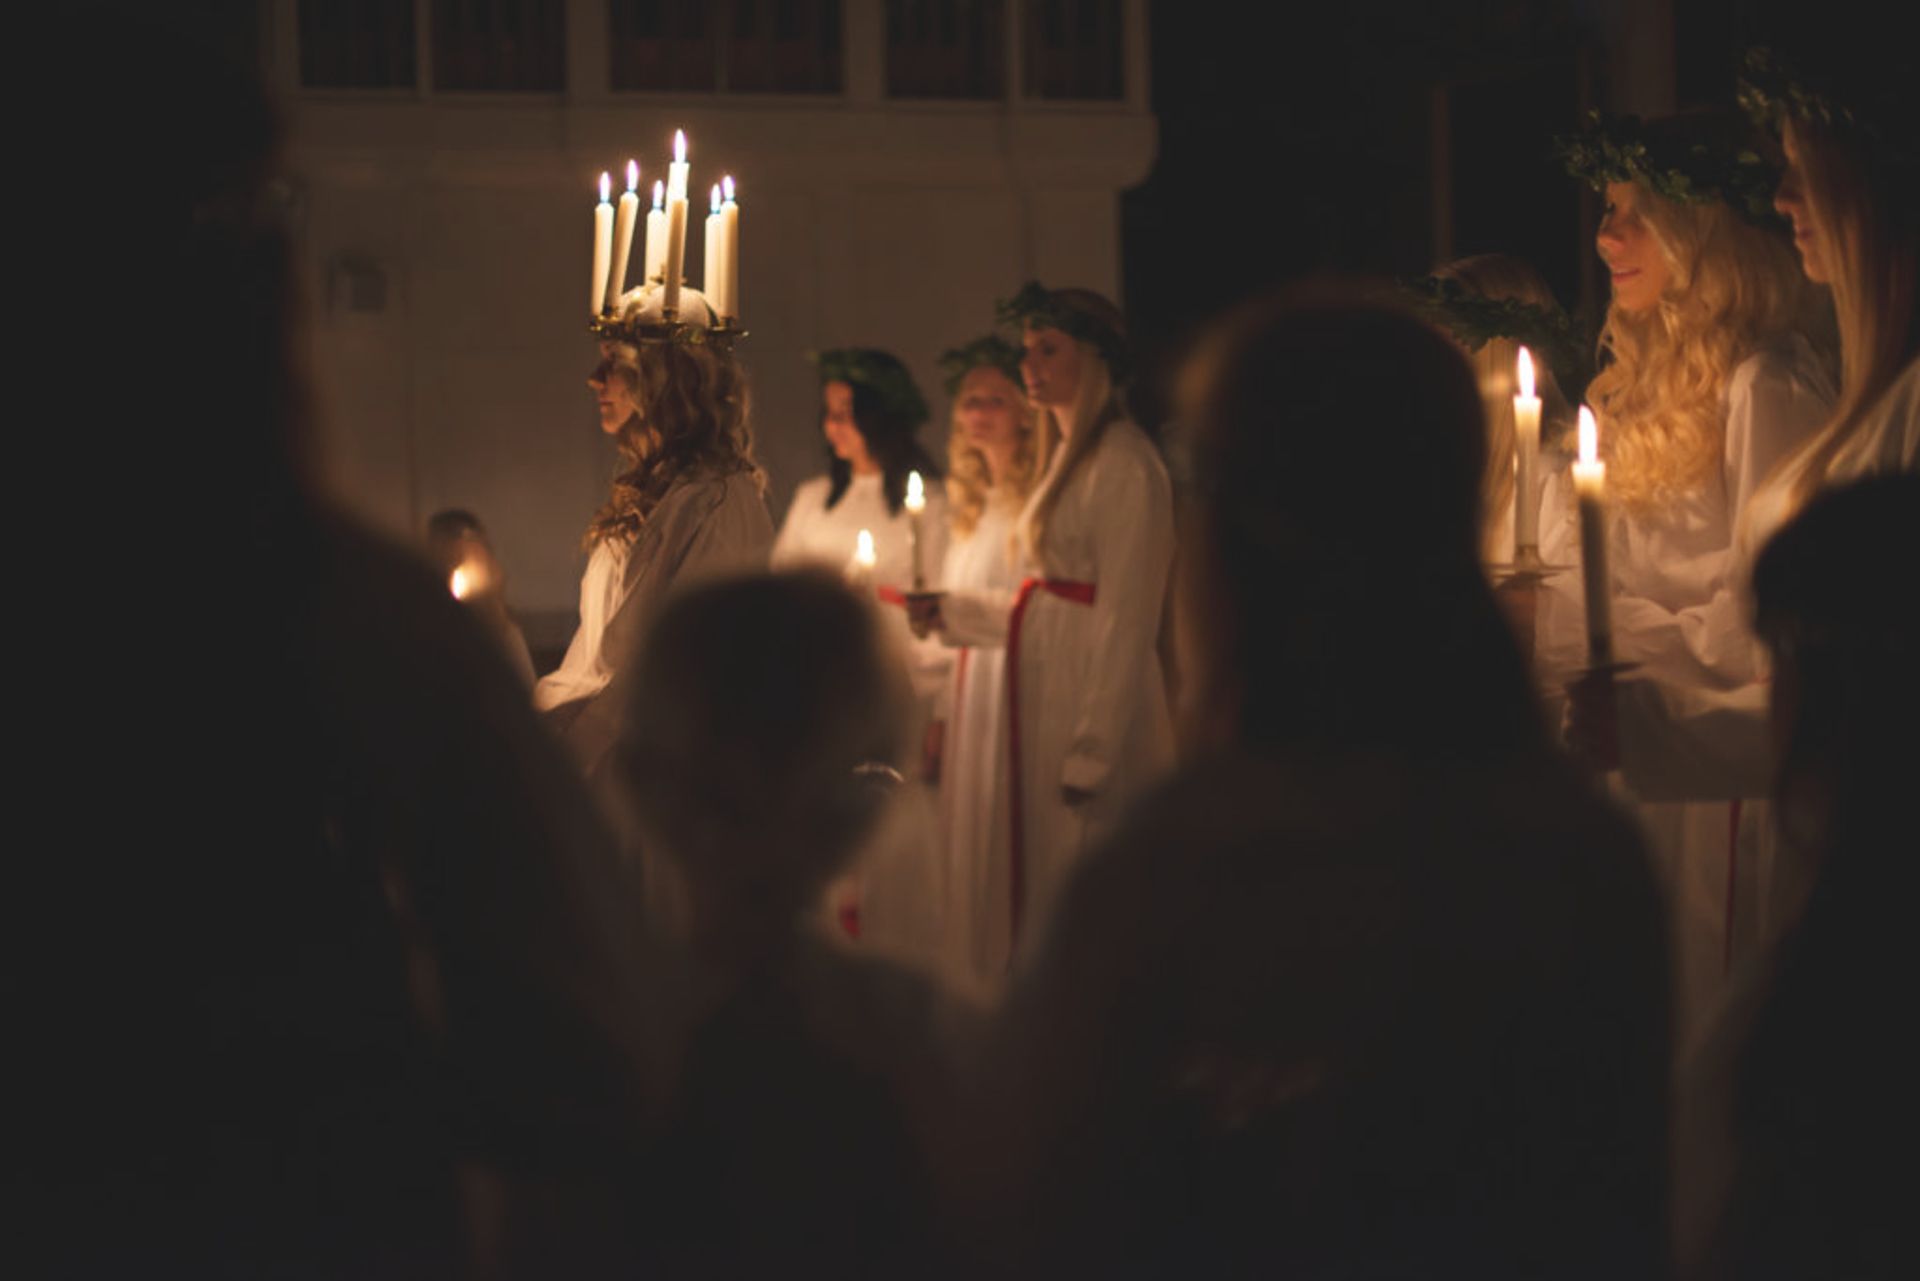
[300,0,416,89]
[432,0,565,92]
[724,0,842,94]
[609,0,718,92]
[886,0,1003,99]
[1023,0,1122,100]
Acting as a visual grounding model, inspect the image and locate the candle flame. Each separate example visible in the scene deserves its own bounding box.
[598,171,611,203]
[1517,346,1535,400]
[626,159,639,192]
[1578,405,1598,465]
[450,567,471,600]
[722,174,736,202]
[673,129,687,163]
[711,183,722,214]
[905,470,926,513]
[652,179,665,209]
[855,529,876,567]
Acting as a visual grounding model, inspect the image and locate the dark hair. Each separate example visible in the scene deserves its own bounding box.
[1180,284,1545,757]
[426,508,484,542]
[618,571,909,913]
[821,352,942,514]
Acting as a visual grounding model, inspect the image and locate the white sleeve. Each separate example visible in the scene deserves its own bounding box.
[1060,437,1175,794]
[1615,677,1773,801]
[770,478,822,569]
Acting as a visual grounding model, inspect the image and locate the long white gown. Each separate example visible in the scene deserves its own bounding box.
[1536,335,1834,1041]
[940,418,1176,966]
[535,469,774,778]
[927,500,1022,996]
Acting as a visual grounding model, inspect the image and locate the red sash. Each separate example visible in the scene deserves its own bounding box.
[1004,576,1096,947]
[876,585,907,607]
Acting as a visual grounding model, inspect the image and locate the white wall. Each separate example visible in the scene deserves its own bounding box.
[274,0,1155,631]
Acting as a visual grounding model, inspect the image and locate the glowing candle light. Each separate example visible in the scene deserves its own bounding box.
[450,566,471,600]
[1572,405,1613,666]
[606,160,640,312]
[643,180,667,284]
[904,470,927,589]
[1513,346,1542,558]
[718,175,740,320]
[590,171,612,315]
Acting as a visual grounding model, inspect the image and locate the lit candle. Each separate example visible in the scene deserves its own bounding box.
[643,180,667,284]
[1572,405,1613,667]
[450,566,471,600]
[719,175,740,320]
[1513,346,1542,559]
[848,528,877,594]
[606,160,640,313]
[904,470,927,589]
[704,183,725,315]
[663,130,689,314]
[590,171,612,315]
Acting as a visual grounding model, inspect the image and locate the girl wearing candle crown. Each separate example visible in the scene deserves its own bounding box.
[921,334,1040,994]
[1538,109,1837,1040]
[906,284,1174,968]
[535,284,773,780]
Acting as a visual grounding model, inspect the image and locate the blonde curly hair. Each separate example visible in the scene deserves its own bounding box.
[1588,186,1829,510]
[586,339,765,548]
[944,364,1039,539]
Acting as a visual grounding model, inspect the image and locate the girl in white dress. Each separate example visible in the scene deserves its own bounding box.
[909,284,1175,967]
[534,287,773,780]
[1541,111,1837,1038]
[921,335,1039,996]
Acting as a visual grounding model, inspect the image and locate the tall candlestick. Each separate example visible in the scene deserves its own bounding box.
[719,175,740,320]
[704,183,725,316]
[663,131,689,314]
[607,160,639,312]
[1572,405,1613,667]
[643,180,667,284]
[1513,346,1542,559]
[904,470,927,589]
[590,171,612,315]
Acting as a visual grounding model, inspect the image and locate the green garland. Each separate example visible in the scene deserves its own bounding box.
[1400,275,1595,404]
[1554,110,1781,226]
[588,313,745,348]
[1737,45,1908,161]
[808,348,930,426]
[994,281,1131,381]
[937,333,1024,396]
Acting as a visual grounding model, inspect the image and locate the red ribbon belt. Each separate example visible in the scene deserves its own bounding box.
[877,586,907,607]
[1004,576,1096,950]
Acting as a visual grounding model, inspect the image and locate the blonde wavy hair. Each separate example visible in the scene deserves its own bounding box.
[944,365,1039,539]
[586,339,765,548]
[1588,186,1828,510]
[1433,255,1576,556]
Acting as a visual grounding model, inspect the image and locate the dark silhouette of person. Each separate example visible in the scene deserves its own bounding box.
[960,290,1672,1279]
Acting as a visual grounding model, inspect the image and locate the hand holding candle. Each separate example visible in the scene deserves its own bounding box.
[904,470,927,589]
[590,171,613,315]
[1513,346,1542,560]
[1572,405,1613,667]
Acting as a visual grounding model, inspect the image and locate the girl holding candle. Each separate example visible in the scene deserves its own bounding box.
[905,284,1174,967]
[1541,110,1837,1039]
[535,286,773,781]
[919,334,1039,995]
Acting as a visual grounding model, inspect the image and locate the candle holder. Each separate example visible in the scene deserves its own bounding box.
[1486,547,1573,588]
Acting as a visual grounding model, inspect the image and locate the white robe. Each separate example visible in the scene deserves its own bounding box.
[941,419,1176,966]
[535,470,774,778]
[1535,336,1834,1042]
[928,500,1023,997]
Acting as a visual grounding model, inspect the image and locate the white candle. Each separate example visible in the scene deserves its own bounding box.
[704,183,725,315]
[1572,405,1613,667]
[607,160,639,313]
[663,131,689,314]
[1513,346,1542,556]
[643,180,667,284]
[719,174,740,320]
[848,528,877,594]
[590,171,612,315]
[904,470,927,589]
